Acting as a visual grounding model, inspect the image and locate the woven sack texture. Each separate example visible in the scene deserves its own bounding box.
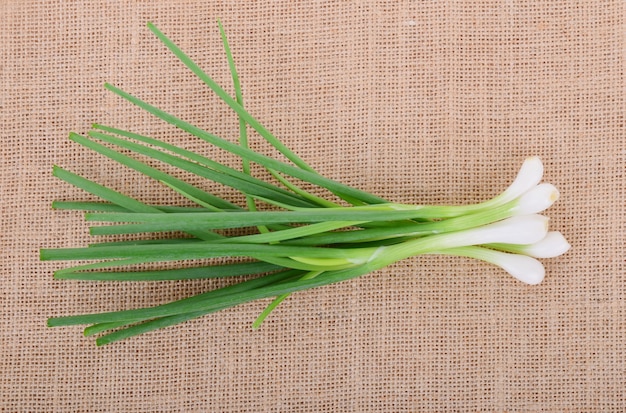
[1,1,624,411]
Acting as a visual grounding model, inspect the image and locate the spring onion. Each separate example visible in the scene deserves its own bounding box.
[42,21,570,345]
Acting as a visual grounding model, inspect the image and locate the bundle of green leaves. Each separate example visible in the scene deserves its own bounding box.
[41,22,569,345]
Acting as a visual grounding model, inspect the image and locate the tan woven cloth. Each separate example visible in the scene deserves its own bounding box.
[2,1,624,411]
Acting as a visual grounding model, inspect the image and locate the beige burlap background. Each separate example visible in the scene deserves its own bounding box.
[1,1,624,411]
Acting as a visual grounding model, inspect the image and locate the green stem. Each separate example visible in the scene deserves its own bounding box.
[93,268,306,345]
[219,19,272,235]
[252,270,324,328]
[54,261,283,281]
[147,21,314,173]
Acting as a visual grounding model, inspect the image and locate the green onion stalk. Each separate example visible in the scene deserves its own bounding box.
[41,22,570,345]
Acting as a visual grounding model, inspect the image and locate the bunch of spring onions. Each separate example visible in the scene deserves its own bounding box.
[41,22,570,345]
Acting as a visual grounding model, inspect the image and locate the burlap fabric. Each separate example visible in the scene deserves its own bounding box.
[1,1,623,411]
